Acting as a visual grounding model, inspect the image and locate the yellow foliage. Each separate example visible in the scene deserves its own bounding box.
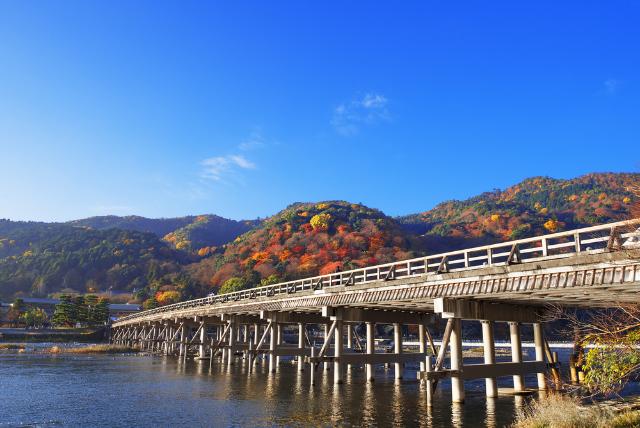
[175,241,189,250]
[197,247,212,257]
[163,233,176,243]
[539,207,548,215]
[623,197,632,204]
[598,192,607,200]
[23,250,33,257]
[490,214,500,222]
[534,202,542,210]
[299,211,309,217]
[196,215,208,222]
[316,203,329,210]
[567,194,578,202]
[543,219,558,233]
[310,213,331,231]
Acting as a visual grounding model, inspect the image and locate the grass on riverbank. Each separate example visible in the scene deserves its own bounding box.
[0,344,26,350]
[512,394,640,428]
[49,344,139,354]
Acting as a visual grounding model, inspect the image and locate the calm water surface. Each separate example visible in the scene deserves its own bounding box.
[0,345,550,427]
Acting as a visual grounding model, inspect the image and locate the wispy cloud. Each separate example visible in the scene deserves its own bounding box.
[201,154,256,182]
[332,92,390,136]
[602,78,621,95]
[238,131,266,151]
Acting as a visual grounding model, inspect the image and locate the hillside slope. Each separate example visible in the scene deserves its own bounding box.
[187,201,417,291]
[0,220,195,300]
[398,173,638,251]
[69,214,258,253]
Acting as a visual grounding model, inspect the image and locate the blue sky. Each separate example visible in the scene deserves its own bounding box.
[0,1,638,222]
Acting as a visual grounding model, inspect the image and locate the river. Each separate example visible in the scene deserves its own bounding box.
[0,344,563,427]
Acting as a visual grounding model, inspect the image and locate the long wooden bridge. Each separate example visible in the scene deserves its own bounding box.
[111,219,640,403]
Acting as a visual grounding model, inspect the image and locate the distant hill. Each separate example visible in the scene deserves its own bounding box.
[397,173,638,252]
[69,214,259,254]
[187,201,418,290]
[0,172,637,305]
[0,220,196,300]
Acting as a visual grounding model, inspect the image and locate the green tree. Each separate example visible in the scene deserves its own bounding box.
[93,298,110,325]
[73,296,87,325]
[219,277,247,294]
[142,296,159,310]
[52,294,76,327]
[20,308,48,328]
[260,274,280,286]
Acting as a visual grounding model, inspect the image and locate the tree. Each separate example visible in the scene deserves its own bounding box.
[143,296,159,310]
[219,277,247,294]
[74,296,87,325]
[6,298,25,327]
[91,298,110,325]
[20,308,48,328]
[52,294,76,327]
[260,274,280,286]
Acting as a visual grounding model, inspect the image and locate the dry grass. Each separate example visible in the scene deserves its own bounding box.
[66,344,139,354]
[512,394,640,428]
[0,344,26,350]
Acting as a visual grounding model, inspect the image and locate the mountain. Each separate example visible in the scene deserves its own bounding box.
[0,220,196,301]
[69,214,258,254]
[0,172,637,305]
[186,201,418,291]
[397,173,638,252]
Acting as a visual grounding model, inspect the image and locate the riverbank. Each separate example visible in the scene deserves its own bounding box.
[512,394,640,428]
[0,327,107,343]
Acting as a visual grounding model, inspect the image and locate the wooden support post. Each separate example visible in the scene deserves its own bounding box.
[481,320,498,398]
[509,322,524,392]
[347,325,353,349]
[310,347,316,385]
[450,318,464,403]
[394,323,403,379]
[253,324,259,346]
[179,324,187,358]
[199,321,207,359]
[366,322,375,382]
[269,322,277,373]
[533,323,547,390]
[425,355,433,406]
[419,324,426,372]
[298,323,305,372]
[324,324,330,371]
[227,320,235,365]
[276,323,283,366]
[334,320,344,384]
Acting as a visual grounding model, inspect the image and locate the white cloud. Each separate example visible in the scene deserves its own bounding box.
[200,154,256,182]
[332,92,390,136]
[238,132,266,151]
[603,78,621,95]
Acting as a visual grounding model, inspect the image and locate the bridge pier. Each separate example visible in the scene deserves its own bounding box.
[450,318,464,403]
[334,319,344,384]
[366,322,375,382]
[481,320,498,398]
[298,323,305,372]
[509,322,524,393]
[533,322,547,390]
[269,322,277,373]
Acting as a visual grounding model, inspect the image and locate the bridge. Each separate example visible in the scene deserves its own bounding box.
[111,219,640,403]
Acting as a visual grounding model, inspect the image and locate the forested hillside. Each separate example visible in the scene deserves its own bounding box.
[0,221,196,301]
[398,173,638,251]
[187,201,417,293]
[0,172,637,306]
[70,214,257,253]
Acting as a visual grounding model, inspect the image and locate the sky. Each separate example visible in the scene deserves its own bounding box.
[0,1,639,222]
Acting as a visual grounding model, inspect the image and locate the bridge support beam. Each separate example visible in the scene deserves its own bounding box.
[227,320,236,365]
[366,322,375,382]
[269,322,277,373]
[533,322,547,390]
[334,320,344,384]
[450,318,464,403]
[199,321,207,359]
[298,323,305,372]
[509,322,524,393]
[482,320,498,398]
[394,323,403,379]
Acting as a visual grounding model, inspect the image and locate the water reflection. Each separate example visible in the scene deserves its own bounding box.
[0,351,541,427]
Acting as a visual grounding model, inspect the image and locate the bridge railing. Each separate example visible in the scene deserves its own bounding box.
[115,219,640,323]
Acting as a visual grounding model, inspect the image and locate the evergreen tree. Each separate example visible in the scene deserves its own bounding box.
[90,298,110,326]
[74,296,87,325]
[52,295,76,327]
